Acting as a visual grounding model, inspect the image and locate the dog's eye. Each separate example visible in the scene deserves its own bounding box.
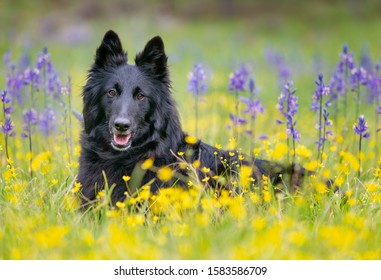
[107,89,117,97]
[136,93,145,100]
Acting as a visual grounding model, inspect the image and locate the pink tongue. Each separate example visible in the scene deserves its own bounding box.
[114,134,131,145]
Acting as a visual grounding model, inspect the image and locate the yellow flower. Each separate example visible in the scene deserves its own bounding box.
[26,151,33,161]
[34,226,70,248]
[263,190,272,202]
[334,175,345,188]
[319,225,356,249]
[348,198,357,206]
[51,179,58,187]
[340,151,360,171]
[122,175,131,182]
[31,151,51,171]
[374,166,381,179]
[287,231,307,245]
[305,160,321,171]
[229,197,246,221]
[249,192,261,204]
[7,157,14,166]
[126,214,145,227]
[214,143,222,150]
[71,182,82,193]
[3,167,17,182]
[252,217,266,231]
[277,131,287,140]
[185,135,198,145]
[322,168,331,179]
[253,148,261,157]
[229,151,235,157]
[177,151,185,156]
[345,189,353,197]
[238,154,244,161]
[202,176,210,183]
[315,182,329,194]
[141,158,154,170]
[336,134,344,144]
[201,166,210,173]
[239,165,252,188]
[228,138,237,150]
[128,196,142,205]
[152,215,159,223]
[63,195,80,211]
[116,201,125,209]
[157,166,173,182]
[67,161,79,168]
[74,145,81,157]
[173,223,190,236]
[272,142,288,160]
[192,160,201,168]
[196,212,210,227]
[366,182,378,193]
[106,209,119,217]
[139,185,151,200]
[295,145,312,158]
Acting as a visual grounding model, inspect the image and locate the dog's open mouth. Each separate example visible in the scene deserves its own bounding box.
[111,133,132,151]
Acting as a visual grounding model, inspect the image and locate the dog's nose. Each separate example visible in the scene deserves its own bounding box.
[114,118,131,132]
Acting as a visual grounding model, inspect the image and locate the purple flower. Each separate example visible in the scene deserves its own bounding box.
[5,71,24,105]
[1,90,11,104]
[240,97,264,120]
[1,117,14,136]
[47,70,64,104]
[36,48,50,71]
[265,48,291,84]
[329,72,344,100]
[188,64,208,97]
[277,81,300,142]
[351,67,368,89]
[1,90,13,116]
[23,67,40,90]
[3,51,13,69]
[39,108,57,136]
[22,108,38,138]
[338,43,355,74]
[316,108,333,149]
[229,113,247,126]
[228,65,250,92]
[367,71,379,104]
[354,115,370,138]
[311,74,331,112]
[323,109,333,128]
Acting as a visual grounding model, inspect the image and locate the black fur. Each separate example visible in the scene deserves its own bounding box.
[78,30,304,209]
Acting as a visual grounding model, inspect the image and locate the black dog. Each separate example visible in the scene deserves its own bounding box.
[78,30,303,209]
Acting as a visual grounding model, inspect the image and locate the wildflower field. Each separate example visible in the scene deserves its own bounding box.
[1,2,381,260]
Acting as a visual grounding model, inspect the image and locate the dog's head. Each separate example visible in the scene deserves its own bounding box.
[83,30,176,152]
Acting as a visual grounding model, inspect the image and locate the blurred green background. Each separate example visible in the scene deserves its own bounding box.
[1,0,381,142]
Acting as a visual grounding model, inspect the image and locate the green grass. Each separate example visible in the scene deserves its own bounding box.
[1,4,381,259]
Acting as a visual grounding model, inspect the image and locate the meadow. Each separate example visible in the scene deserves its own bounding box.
[1,3,381,259]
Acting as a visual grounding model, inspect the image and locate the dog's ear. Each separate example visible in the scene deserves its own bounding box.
[95,30,127,67]
[135,36,169,83]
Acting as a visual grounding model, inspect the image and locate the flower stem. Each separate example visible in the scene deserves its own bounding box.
[28,132,33,179]
[234,90,239,141]
[358,135,362,178]
[317,95,323,161]
[195,95,199,137]
[356,80,360,122]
